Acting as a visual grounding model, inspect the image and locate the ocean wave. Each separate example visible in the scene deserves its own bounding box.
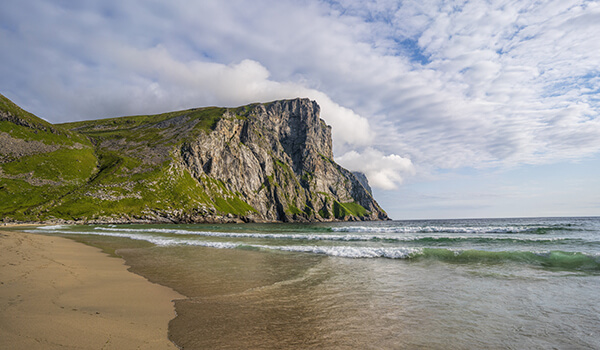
[27,227,600,270]
[32,226,576,244]
[39,225,68,230]
[261,245,422,259]
[415,248,600,271]
[234,245,600,271]
[261,245,600,271]
[30,228,242,249]
[331,225,581,234]
[92,226,373,241]
[87,226,569,244]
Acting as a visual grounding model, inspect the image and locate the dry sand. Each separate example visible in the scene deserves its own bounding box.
[0,229,184,349]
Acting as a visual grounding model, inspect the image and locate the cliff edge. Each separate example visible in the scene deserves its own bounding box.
[178,99,387,222]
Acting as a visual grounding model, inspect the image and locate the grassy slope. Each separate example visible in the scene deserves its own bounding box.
[63,107,226,143]
[51,107,257,221]
[0,95,257,222]
[0,94,97,221]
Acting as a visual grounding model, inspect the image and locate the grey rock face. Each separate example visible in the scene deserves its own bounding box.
[352,171,372,195]
[179,98,388,222]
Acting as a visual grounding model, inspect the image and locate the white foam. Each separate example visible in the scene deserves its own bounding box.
[331,225,550,234]
[82,226,571,243]
[259,245,422,259]
[30,228,243,249]
[93,226,390,241]
[28,227,427,259]
[37,225,68,230]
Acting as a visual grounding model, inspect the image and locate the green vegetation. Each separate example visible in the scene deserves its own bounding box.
[300,171,314,184]
[0,121,87,146]
[234,103,260,119]
[214,196,257,216]
[0,180,70,221]
[266,175,277,187]
[0,94,56,132]
[0,94,98,221]
[2,148,97,182]
[45,156,257,220]
[303,205,314,216]
[287,204,303,215]
[61,106,227,147]
[41,105,261,219]
[333,201,369,219]
[1,95,261,222]
[48,161,198,220]
[319,153,333,163]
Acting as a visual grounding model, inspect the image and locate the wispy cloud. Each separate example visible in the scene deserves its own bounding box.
[1,0,599,192]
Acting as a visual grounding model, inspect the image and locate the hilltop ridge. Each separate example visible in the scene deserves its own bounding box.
[0,94,388,223]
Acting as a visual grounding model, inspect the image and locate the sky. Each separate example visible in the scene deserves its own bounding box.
[1,0,599,219]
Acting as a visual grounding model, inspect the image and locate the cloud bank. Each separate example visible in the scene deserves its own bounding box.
[1,0,599,191]
[336,148,416,190]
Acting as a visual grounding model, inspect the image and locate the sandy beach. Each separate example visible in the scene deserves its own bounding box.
[0,228,184,350]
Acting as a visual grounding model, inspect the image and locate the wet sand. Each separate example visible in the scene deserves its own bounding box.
[0,229,184,349]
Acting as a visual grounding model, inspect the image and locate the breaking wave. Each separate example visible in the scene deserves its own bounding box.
[29,226,600,271]
[331,225,582,235]
[88,226,569,244]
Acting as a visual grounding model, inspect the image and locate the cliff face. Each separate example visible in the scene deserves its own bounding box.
[1,95,388,223]
[180,99,387,222]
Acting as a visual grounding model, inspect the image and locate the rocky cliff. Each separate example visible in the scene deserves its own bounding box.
[0,95,388,223]
[178,99,387,222]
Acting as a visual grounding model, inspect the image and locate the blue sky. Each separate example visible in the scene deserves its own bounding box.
[1,0,599,219]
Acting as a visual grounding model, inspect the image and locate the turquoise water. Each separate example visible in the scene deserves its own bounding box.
[29,217,600,349]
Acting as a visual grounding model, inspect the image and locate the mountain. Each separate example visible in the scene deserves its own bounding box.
[0,95,388,223]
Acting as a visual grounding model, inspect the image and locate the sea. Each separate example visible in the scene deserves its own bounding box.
[26,217,600,349]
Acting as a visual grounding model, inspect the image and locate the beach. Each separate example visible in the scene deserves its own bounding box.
[0,228,183,350]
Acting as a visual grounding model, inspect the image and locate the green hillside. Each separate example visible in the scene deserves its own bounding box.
[0,94,97,221]
[53,107,255,222]
[0,97,258,222]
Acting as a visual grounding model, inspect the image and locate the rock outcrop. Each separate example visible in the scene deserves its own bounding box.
[352,172,372,195]
[179,99,387,222]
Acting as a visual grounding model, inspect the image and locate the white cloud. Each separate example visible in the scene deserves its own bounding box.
[336,148,415,190]
[0,0,374,151]
[105,43,374,150]
[1,0,600,185]
[363,0,600,169]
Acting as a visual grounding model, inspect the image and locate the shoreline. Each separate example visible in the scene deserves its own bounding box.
[0,228,184,349]
[0,212,390,227]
